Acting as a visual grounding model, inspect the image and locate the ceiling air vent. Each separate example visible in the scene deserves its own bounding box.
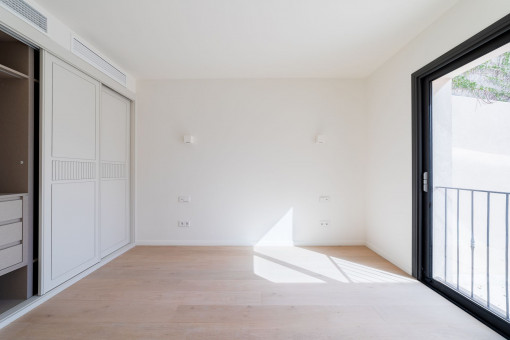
[71,36,127,87]
[0,0,47,32]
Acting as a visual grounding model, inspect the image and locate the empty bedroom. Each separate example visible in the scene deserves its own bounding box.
[0,0,509,338]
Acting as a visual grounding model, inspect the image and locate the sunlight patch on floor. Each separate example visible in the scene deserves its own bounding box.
[253,246,413,284]
[329,257,414,283]
[253,255,325,283]
[254,246,349,282]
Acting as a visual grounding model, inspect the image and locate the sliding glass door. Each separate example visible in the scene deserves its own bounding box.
[414,15,510,338]
[431,46,510,318]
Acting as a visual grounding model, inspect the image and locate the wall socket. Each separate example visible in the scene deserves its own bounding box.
[320,220,330,228]
[178,196,191,203]
[178,221,191,227]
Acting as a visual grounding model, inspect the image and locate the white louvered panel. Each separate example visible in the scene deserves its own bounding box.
[71,36,127,87]
[101,163,126,179]
[0,0,47,32]
[52,160,96,181]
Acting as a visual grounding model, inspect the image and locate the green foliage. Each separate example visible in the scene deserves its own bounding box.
[452,76,476,90]
[452,51,510,103]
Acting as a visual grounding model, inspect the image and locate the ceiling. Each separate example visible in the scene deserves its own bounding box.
[34,0,458,79]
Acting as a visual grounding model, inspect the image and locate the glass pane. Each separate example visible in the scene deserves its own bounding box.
[431,43,510,320]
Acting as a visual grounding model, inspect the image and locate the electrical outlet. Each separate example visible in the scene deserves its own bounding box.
[178,221,191,227]
[320,220,330,228]
[319,196,330,203]
[178,196,191,203]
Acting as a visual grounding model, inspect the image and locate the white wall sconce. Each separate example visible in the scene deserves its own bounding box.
[315,134,326,144]
[183,134,195,144]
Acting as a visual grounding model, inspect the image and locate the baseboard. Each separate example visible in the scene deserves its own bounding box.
[293,240,365,246]
[136,240,366,247]
[365,241,412,275]
[0,243,135,330]
[136,240,254,246]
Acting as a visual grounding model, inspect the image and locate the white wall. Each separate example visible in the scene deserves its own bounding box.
[365,0,510,273]
[136,79,367,246]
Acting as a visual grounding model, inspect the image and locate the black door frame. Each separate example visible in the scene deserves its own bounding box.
[412,13,510,338]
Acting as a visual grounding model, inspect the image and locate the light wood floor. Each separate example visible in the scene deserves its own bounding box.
[0,246,503,339]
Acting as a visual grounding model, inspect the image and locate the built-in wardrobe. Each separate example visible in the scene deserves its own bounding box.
[0,27,132,316]
[40,53,131,293]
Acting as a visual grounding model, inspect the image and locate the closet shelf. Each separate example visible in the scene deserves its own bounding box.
[0,64,29,79]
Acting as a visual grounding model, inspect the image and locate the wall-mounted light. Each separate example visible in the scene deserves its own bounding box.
[183,135,195,144]
[315,134,326,144]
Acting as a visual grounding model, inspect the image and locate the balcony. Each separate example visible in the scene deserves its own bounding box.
[433,186,509,321]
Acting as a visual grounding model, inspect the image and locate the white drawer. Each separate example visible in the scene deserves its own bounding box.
[0,222,22,248]
[0,199,22,222]
[0,244,23,271]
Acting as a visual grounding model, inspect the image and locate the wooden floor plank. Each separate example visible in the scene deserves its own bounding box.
[0,246,503,339]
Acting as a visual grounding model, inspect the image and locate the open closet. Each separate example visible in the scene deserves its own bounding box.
[0,30,38,313]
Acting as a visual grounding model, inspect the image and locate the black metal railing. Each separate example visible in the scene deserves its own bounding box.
[435,186,509,320]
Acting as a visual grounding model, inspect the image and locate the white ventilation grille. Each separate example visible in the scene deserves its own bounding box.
[71,36,127,87]
[0,0,47,32]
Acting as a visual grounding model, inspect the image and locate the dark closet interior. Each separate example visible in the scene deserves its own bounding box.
[0,29,38,314]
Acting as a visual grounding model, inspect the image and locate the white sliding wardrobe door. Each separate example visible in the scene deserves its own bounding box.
[100,87,130,258]
[41,53,100,293]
